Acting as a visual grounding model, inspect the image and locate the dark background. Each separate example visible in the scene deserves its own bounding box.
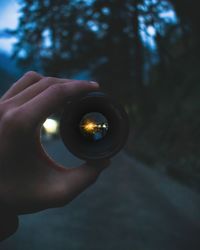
[0,1,200,249]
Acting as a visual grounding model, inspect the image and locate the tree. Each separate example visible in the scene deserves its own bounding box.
[169,0,200,46]
[12,0,173,107]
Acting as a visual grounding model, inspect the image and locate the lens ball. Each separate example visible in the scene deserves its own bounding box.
[79,112,109,141]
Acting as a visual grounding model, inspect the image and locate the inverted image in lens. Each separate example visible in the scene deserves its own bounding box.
[79,112,109,141]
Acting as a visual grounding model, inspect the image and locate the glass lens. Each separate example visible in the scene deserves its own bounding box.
[79,112,109,141]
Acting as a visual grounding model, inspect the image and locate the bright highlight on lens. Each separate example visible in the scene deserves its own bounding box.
[43,118,59,134]
[79,112,109,141]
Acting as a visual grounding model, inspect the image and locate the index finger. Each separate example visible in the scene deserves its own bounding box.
[19,80,99,127]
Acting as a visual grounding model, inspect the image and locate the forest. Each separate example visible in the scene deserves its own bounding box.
[6,0,200,191]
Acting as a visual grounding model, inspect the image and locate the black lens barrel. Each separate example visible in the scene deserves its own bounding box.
[60,91,129,161]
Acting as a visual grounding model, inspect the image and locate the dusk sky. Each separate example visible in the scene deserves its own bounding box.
[0,0,19,53]
[0,1,176,54]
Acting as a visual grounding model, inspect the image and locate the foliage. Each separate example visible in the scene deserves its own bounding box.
[12,0,173,103]
[11,0,200,190]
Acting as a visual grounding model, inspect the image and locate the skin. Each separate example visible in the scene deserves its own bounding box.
[0,71,109,241]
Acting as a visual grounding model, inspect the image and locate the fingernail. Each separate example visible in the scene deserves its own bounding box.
[90,81,99,86]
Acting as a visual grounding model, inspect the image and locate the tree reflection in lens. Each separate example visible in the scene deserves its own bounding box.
[79,112,109,141]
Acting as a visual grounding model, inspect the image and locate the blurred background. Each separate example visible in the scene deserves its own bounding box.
[0,0,200,250]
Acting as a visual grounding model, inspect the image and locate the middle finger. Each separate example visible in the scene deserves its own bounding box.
[3,77,72,107]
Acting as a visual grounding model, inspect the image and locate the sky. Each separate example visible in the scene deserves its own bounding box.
[0,1,176,54]
[0,0,19,53]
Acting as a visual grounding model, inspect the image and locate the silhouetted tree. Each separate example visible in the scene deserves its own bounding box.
[13,0,173,107]
[169,0,200,50]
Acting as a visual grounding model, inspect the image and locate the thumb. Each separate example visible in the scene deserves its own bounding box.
[50,160,110,208]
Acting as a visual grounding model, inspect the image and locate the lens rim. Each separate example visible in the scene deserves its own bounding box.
[60,91,129,160]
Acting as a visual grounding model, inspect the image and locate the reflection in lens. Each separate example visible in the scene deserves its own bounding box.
[79,112,109,141]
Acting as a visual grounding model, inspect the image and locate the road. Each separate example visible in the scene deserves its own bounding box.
[1,139,200,250]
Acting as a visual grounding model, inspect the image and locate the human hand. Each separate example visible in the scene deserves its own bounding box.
[0,72,109,239]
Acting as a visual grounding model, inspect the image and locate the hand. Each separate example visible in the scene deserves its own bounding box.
[0,72,109,239]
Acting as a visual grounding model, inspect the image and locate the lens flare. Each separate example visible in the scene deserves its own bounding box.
[83,121,97,132]
[79,112,109,141]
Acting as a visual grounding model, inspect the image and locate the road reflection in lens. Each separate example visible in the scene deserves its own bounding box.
[79,112,109,141]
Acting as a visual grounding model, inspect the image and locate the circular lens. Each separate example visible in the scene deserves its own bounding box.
[79,112,109,141]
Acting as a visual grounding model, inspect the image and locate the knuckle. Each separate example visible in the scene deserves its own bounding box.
[1,109,25,131]
[48,83,65,95]
[2,109,18,125]
[24,71,41,79]
[0,100,16,119]
[1,110,16,128]
[44,77,55,84]
[43,77,59,88]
